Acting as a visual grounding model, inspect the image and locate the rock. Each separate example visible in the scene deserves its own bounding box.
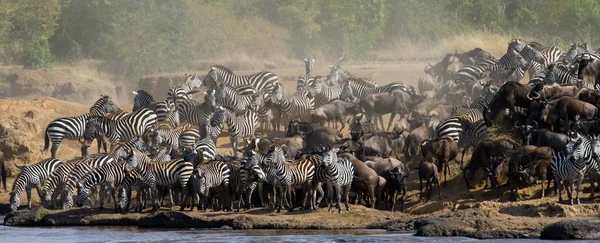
[414,217,466,237]
[138,211,231,228]
[541,220,600,240]
[3,207,43,226]
[231,215,254,229]
[467,229,530,239]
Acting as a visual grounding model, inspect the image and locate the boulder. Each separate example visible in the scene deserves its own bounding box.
[3,207,43,226]
[541,220,600,240]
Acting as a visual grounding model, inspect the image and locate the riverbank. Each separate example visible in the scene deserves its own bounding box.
[4,204,600,240]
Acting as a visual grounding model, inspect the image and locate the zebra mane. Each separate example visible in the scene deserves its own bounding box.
[345,76,376,88]
[134,90,154,100]
[211,64,234,75]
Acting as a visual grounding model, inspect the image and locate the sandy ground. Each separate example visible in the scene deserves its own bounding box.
[1,61,600,236]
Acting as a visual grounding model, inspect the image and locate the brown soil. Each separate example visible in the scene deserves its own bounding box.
[1,61,600,238]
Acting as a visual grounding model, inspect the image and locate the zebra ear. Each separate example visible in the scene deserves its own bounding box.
[211,65,217,70]
[132,91,138,96]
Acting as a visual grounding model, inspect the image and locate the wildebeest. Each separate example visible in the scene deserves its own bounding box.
[462,139,519,189]
[360,131,405,159]
[484,81,533,126]
[339,153,382,208]
[420,136,459,186]
[578,88,600,108]
[360,89,422,131]
[404,122,431,163]
[348,113,375,141]
[549,96,598,134]
[502,145,553,201]
[516,122,569,152]
[311,100,360,129]
[419,160,440,201]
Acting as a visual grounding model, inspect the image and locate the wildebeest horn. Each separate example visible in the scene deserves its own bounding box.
[347,118,352,124]
[530,119,538,128]
[514,120,524,129]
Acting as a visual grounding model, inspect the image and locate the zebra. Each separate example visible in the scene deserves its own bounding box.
[43,95,118,158]
[518,44,545,77]
[154,99,180,128]
[124,148,194,211]
[264,145,315,213]
[249,92,277,132]
[84,108,157,143]
[178,90,217,126]
[10,158,63,211]
[117,168,147,213]
[189,160,231,211]
[270,82,314,122]
[166,73,203,102]
[60,146,131,209]
[304,57,315,76]
[540,46,563,69]
[508,38,528,52]
[564,43,589,64]
[235,152,266,211]
[182,137,217,164]
[338,76,419,100]
[42,158,82,209]
[151,145,173,162]
[311,77,343,107]
[456,119,488,167]
[435,117,462,144]
[544,63,593,88]
[147,123,193,152]
[205,64,280,96]
[485,49,529,72]
[469,83,498,111]
[211,106,258,157]
[75,161,130,210]
[214,84,257,113]
[320,147,354,213]
[132,90,157,111]
[553,133,600,204]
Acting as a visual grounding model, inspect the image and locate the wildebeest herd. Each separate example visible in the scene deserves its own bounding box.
[7,39,600,215]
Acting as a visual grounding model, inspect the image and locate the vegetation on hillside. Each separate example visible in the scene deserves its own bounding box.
[1,0,600,78]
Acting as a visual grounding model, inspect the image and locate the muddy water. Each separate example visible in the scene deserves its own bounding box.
[0,225,556,243]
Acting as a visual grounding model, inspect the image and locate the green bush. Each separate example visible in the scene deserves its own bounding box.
[23,34,53,69]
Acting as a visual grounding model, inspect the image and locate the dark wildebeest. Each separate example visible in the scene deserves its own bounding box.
[348,113,375,141]
[363,157,408,211]
[404,122,431,163]
[549,96,598,134]
[484,81,533,126]
[501,145,553,201]
[461,139,519,189]
[578,88,600,108]
[360,89,422,131]
[339,153,383,208]
[527,82,581,101]
[419,160,441,201]
[360,130,405,159]
[516,120,569,152]
[420,136,459,186]
[311,100,361,129]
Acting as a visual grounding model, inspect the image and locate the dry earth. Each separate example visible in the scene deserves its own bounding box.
[1,61,599,238]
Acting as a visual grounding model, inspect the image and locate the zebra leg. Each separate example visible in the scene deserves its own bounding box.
[386,112,396,132]
[168,188,175,210]
[335,184,342,214]
[26,187,32,209]
[231,137,238,158]
[575,175,584,205]
[257,182,265,207]
[344,185,351,211]
[51,142,60,159]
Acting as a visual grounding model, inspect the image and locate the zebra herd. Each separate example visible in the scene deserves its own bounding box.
[9,39,600,215]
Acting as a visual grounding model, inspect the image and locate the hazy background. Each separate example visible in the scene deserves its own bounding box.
[1,0,600,84]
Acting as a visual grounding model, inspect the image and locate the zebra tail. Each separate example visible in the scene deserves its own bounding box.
[43,126,50,152]
[1,157,5,191]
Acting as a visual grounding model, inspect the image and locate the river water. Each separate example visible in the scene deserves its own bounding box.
[0,225,559,243]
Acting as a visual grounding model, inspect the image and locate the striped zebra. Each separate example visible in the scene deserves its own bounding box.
[339,76,419,100]
[166,73,203,102]
[205,64,279,96]
[124,148,194,211]
[320,147,354,213]
[151,145,173,162]
[249,92,279,132]
[10,158,63,211]
[485,49,529,72]
[435,117,462,144]
[540,46,563,69]
[564,43,589,64]
[553,133,599,204]
[211,106,258,157]
[508,38,528,52]
[117,168,147,212]
[178,90,217,126]
[189,160,231,211]
[60,143,134,209]
[234,152,266,211]
[519,44,545,77]
[457,119,488,167]
[182,137,217,164]
[75,161,129,210]
[84,108,157,143]
[214,84,257,113]
[147,123,193,152]
[155,99,180,128]
[469,84,498,111]
[264,145,315,213]
[455,65,488,83]
[544,63,594,88]
[44,96,118,158]
[248,149,276,208]
[270,82,314,121]
[132,90,156,111]
[42,158,82,209]
[311,77,343,107]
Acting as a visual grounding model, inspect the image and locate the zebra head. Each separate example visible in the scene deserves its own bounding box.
[76,187,90,207]
[269,82,285,104]
[566,132,585,158]
[508,38,527,53]
[340,83,358,103]
[91,95,118,116]
[185,73,203,90]
[192,167,207,195]
[123,148,140,172]
[265,145,285,168]
[249,92,266,111]
[245,151,266,182]
[521,44,544,64]
[591,134,600,160]
[9,192,19,212]
[322,147,340,167]
[509,49,528,68]
[203,89,217,108]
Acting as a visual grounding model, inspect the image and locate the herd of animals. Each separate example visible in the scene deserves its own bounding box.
[5,38,600,216]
